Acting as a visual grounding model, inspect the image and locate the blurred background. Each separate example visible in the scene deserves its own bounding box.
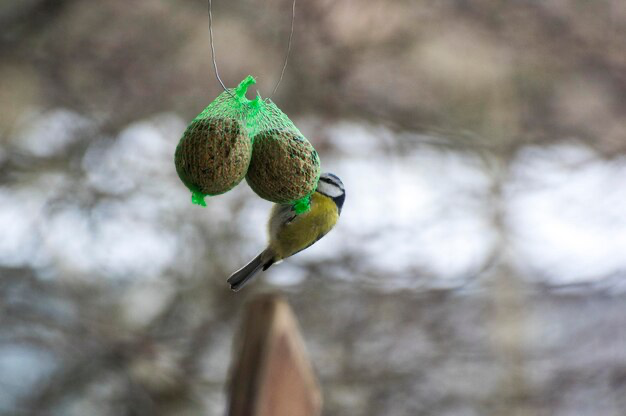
[1,0,626,415]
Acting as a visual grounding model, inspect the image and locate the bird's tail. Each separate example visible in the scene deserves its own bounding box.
[227,249,275,292]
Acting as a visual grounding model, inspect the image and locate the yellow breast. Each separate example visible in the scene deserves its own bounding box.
[270,193,339,260]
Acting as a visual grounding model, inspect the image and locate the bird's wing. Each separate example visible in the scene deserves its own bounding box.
[279,204,298,224]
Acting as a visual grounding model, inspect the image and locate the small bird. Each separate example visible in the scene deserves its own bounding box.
[227,172,345,291]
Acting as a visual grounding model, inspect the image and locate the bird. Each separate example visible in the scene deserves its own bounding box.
[227,172,345,291]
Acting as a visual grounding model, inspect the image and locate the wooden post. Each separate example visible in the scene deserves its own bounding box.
[228,294,322,416]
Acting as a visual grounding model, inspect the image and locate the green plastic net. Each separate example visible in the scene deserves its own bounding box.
[174,76,320,214]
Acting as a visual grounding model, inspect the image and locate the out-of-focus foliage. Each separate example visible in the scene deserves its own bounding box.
[1,1,625,415]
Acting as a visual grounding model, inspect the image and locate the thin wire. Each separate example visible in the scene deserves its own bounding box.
[269,0,296,99]
[207,0,232,97]
[207,0,296,99]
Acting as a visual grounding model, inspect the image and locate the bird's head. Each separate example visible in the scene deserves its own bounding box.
[316,172,345,213]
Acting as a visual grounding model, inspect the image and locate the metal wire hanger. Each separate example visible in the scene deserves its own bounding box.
[207,0,296,100]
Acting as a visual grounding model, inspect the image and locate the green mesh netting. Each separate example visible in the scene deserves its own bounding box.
[175,76,255,206]
[174,76,320,214]
[246,98,321,212]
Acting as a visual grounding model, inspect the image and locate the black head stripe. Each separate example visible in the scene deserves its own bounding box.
[317,173,345,212]
[317,181,343,198]
[319,173,344,191]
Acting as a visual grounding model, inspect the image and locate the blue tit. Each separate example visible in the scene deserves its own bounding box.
[227,172,345,291]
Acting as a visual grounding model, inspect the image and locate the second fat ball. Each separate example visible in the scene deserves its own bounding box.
[246,129,321,205]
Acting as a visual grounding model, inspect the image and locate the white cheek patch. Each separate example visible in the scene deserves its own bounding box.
[318,182,344,198]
